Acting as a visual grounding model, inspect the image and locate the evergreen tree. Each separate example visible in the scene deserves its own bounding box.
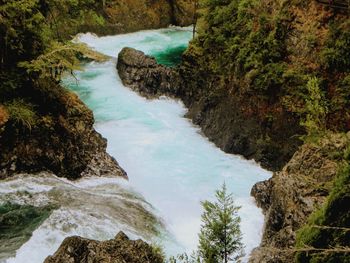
[198,183,244,263]
[301,76,328,141]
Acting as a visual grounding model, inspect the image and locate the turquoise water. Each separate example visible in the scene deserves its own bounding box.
[1,27,271,263]
[151,45,188,66]
[70,27,271,259]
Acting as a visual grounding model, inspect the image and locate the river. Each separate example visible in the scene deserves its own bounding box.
[1,27,271,263]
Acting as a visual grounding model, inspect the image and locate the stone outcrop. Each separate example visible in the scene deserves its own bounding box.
[249,133,350,262]
[75,0,196,37]
[44,232,164,263]
[116,47,301,171]
[171,0,197,26]
[0,0,196,180]
[0,80,126,180]
[117,47,182,99]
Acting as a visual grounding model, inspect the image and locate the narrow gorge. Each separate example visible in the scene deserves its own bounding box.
[0,0,349,263]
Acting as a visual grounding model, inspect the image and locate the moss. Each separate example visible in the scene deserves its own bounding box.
[295,156,350,262]
[0,202,56,260]
[4,99,38,130]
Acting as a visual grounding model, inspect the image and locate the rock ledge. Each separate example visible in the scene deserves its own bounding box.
[45,231,163,263]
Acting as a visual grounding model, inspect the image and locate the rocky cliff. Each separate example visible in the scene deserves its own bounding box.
[249,133,350,262]
[117,46,301,171]
[44,232,164,263]
[47,0,196,38]
[0,79,126,180]
[0,0,196,180]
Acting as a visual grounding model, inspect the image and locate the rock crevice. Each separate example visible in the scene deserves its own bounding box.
[249,134,350,262]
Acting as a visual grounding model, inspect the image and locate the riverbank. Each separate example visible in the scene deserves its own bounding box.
[0,27,271,263]
[69,28,271,260]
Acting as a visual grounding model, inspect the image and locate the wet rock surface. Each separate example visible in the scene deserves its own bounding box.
[117,47,182,99]
[117,47,301,171]
[44,232,164,263]
[0,203,54,261]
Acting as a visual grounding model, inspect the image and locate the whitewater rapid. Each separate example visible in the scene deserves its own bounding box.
[1,27,271,262]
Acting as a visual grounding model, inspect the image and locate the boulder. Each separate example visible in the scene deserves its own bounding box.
[44,232,164,263]
[117,47,182,99]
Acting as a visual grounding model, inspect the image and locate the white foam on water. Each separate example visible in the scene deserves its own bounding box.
[1,27,271,262]
[71,27,271,259]
[1,174,163,263]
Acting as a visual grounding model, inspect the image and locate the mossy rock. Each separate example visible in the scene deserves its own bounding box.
[0,202,55,260]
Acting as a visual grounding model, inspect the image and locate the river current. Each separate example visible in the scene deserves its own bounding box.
[1,27,271,262]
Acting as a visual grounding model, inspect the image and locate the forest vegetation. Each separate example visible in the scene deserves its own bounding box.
[0,0,349,262]
[180,0,350,261]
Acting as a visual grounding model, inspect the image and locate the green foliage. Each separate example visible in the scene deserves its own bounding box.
[194,0,289,95]
[44,0,106,39]
[0,0,107,71]
[190,0,350,135]
[150,244,166,262]
[19,41,108,80]
[301,77,328,142]
[198,183,243,263]
[295,147,350,263]
[4,99,38,129]
[0,0,47,68]
[168,184,243,263]
[321,20,350,73]
[331,74,350,113]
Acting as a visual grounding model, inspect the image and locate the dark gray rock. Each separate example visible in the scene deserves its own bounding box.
[117,47,182,99]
